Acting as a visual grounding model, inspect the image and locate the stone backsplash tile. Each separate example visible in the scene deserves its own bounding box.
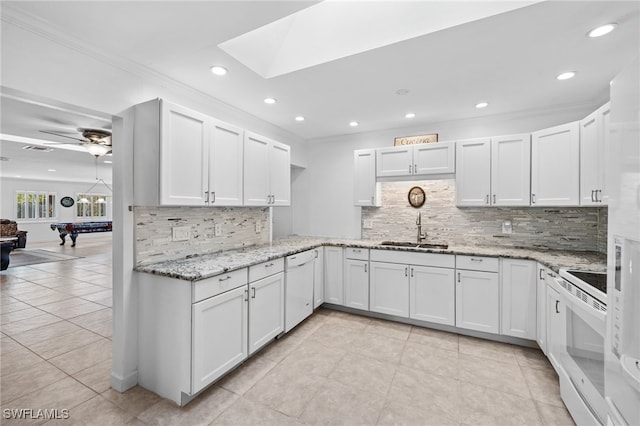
[135,206,269,266]
[362,180,607,253]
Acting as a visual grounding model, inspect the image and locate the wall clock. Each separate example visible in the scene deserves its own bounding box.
[60,196,75,208]
[408,186,426,208]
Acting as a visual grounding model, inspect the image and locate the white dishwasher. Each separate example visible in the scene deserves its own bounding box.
[285,249,316,332]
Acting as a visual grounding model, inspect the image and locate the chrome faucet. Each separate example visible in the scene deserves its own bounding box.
[416,212,427,243]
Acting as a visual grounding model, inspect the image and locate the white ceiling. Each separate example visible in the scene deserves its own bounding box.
[1,1,639,182]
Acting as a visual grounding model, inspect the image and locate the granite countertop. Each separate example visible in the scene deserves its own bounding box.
[135,236,607,282]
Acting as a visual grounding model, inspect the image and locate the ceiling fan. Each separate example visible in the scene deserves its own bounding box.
[39,128,112,157]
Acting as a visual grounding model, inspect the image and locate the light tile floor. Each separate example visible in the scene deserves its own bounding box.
[1,236,576,425]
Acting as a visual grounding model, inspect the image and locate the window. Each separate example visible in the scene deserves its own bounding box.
[76,194,108,218]
[16,191,57,220]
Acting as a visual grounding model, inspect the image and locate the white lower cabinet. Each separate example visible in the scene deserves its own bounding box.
[248,272,284,355]
[313,248,324,308]
[344,259,369,310]
[324,246,344,305]
[369,261,410,317]
[192,285,248,394]
[546,280,565,373]
[409,265,455,326]
[455,256,500,334]
[500,259,537,339]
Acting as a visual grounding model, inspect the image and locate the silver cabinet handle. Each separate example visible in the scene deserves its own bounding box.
[470,258,483,262]
[555,300,560,314]
[251,287,256,299]
[314,250,319,259]
[211,191,216,203]
[485,194,489,204]
[371,196,374,205]
[596,189,602,202]
[414,164,417,174]
[591,190,596,203]
[457,272,461,283]
[265,263,274,267]
[219,276,232,282]
[289,256,296,261]
[353,249,361,253]
[409,165,412,174]
[364,264,368,273]
[493,194,496,204]
[539,269,544,280]
[531,193,536,204]
[244,289,249,302]
[405,267,408,277]
[410,268,414,278]
[205,191,209,203]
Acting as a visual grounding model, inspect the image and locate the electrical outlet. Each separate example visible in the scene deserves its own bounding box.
[214,223,222,236]
[171,226,190,241]
[502,220,513,234]
[363,220,373,229]
[255,221,262,233]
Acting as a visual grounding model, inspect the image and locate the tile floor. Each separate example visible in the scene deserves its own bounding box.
[1,236,576,425]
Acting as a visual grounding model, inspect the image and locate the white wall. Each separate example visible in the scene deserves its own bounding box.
[293,103,602,238]
[1,176,113,243]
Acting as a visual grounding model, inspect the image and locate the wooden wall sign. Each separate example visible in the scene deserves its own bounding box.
[394,134,438,146]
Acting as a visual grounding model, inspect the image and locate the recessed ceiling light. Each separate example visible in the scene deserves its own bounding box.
[0,156,8,162]
[210,66,228,76]
[557,71,576,80]
[47,169,56,172]
[295,116,305,122]
[264,97,277,104]
[475,102,489,109]
[104,160,113,164]
[405,112,416,119]
[587,23,617,38]
[395,89,410,96]
[349,121,359,127]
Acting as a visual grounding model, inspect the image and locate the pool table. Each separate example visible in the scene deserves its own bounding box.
[50,221,112,247]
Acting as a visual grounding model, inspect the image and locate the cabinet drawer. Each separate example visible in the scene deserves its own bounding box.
[370,249,454,268]
[193,268,248,302]
[249,258,284,283]
[456,255,499,272]
[345,247,369,261]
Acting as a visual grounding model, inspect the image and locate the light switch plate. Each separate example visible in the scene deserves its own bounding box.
[171,226,190,241]
[255,221,262,233]
[214,223,222,236]
[502,220,513,234]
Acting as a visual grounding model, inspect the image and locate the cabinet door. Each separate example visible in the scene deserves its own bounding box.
[370,261,409,317]
[192,285,248,394]
[243,132,271,206]
[536,264,547,354]
[324,246,344,305]
[580,110,600,206]
[455,269,499,334]
[409,265,455,326]
[455,138,491,206]
[160,100,210,205]
[546,283,565,373]
[414,141,455,175]
[344,259,369,310]
[354,149,380,206]
[376,147,413,177]
[210,120,243,206]
[491,134,531,206]
[270,141,291,206]
[249,272,284,355]
[500,259,537,339]
[285,259,314,332]
[313,248,324,309]
[531,122,580,206]
[598,103,610,205]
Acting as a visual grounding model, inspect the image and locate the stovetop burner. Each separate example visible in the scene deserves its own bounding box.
[565,270,607,294]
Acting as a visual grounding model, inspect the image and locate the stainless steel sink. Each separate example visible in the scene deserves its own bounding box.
[380,241,448,250]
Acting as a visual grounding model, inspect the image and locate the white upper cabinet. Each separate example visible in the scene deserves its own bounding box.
[209,120,244,206]
[376,142,455,178]
[354,149,381,206]
[580,103,610,205]
[243,132,291,206]
[491,134,531,206]
[531,121,580,206]
[159,100,210,206]
[455,138,491,206]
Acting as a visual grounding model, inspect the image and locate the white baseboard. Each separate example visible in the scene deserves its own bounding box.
[110,370,137,393]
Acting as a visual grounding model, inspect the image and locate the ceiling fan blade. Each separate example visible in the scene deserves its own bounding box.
[39,130,87,142]
[41,141,85,146]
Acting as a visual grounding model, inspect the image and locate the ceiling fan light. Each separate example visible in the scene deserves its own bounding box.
[78,196,90,204]
[96,197,107,204]
[83,143,112,157]
[587,24,617,38]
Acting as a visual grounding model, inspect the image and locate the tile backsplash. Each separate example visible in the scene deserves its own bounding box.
[135,206,269,266]
[362,180,607,253]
